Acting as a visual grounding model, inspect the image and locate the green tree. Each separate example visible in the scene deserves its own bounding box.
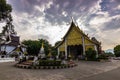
[0,0,12,21]
[98,54,108,60]
[22,40,40,55]
[114,45,120,57]
[22,39,52,56]
[0,0,15,42]
[85,48,97,61]
[105,52,115,57]
[51,46,57,58]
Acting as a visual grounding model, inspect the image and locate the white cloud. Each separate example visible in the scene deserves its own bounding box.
[89,16,108,25]
[88,13,120,50]
[34,1,53,12]
[62,11,68,17]
[100,28,120,50]
[11,9,70,46]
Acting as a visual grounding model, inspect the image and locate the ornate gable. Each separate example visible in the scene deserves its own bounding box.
[56,21,101,52]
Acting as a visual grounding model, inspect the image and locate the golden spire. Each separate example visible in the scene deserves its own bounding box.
[70,17,76,27]
[71,16,74,22]
[41,42,44,48]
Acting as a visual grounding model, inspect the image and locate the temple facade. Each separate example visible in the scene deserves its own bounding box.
[56,21,101,59]
[0,34,26,56]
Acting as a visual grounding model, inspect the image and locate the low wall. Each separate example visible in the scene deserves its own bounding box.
[0,57,15,62]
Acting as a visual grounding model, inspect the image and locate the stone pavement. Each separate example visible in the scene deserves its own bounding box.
[0,60,120,80]
[81,66,120,80]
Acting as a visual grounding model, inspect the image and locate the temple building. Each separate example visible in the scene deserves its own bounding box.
[0,27,26,57]
[56,21,101,59]
[0,34,26,56]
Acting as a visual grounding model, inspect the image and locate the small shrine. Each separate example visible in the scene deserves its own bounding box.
[38,42,45,59]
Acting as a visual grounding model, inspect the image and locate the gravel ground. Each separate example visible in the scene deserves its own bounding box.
[0,60,120,80]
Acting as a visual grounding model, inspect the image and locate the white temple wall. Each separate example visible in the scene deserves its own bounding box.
[1,45,16,54]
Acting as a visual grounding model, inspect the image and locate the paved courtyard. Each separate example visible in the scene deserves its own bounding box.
[0,60,120,80]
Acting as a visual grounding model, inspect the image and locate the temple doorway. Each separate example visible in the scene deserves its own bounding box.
[67,45,83,59]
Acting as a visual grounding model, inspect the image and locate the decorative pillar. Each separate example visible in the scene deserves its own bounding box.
[82,36,85,55]
[65,38,67,59]
[94,45,98,58]
[57,47,60,59]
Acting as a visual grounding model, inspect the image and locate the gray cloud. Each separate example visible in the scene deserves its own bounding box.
[8,0,99,25]
[8,0,50,12]
[38,34,49,40]
[102,18,120,31]
[44,0,99,24]
[100,0,120,16]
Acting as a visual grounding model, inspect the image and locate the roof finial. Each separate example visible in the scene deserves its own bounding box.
[71,16,74,22]
[70,16,77,27]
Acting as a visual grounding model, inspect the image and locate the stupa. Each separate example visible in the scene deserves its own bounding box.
[38,42,45,59]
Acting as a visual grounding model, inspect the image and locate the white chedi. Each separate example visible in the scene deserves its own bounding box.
[38,42,45,58]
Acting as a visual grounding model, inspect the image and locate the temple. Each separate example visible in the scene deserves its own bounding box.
[0,34,26,56]
[56,21,101,59]
[0,27,26,57]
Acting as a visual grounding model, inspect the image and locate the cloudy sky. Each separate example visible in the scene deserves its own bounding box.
[0,0,120,50]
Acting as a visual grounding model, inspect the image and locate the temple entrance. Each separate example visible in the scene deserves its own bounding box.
[67,45,83,59]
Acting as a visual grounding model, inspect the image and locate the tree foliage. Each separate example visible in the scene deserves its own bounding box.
[0,0,12,21]
[85,48,97,61]
[22,39,52,56]
[0,0,16,44]
[98,54,108,60]
[50,46,57,58]
[114,45,120,57]
[105,52,115,57]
